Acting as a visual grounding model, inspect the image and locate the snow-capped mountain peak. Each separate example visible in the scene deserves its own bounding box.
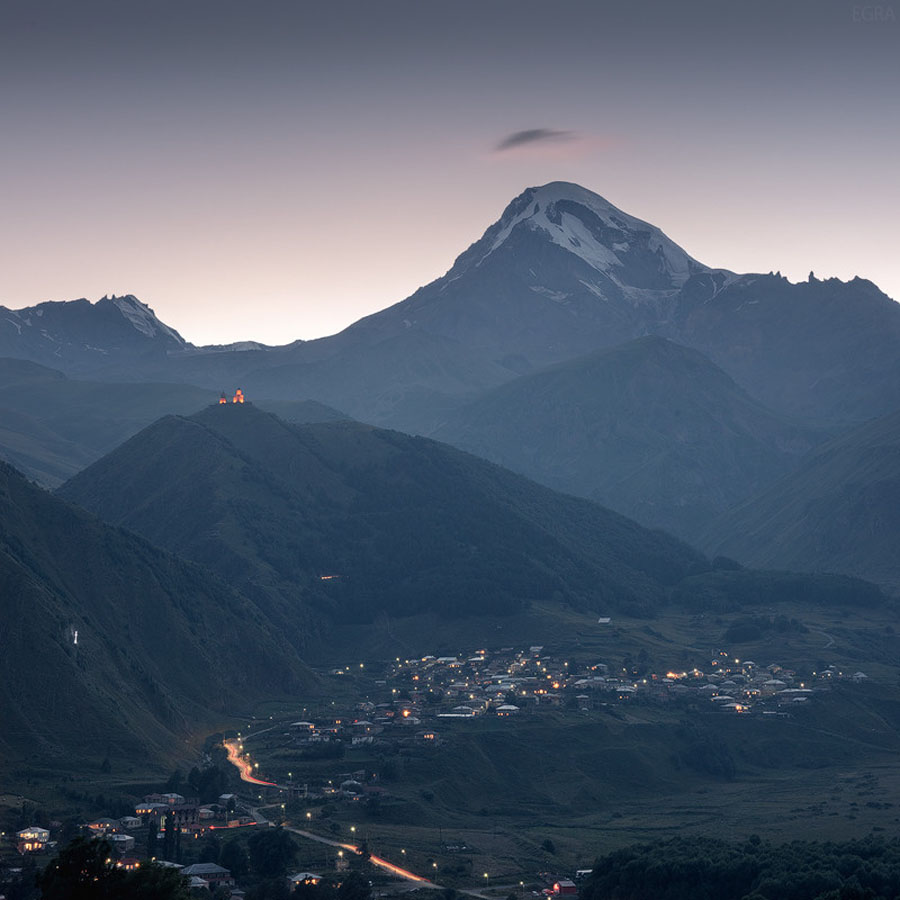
[107,294,186,344]
[452,182,708,290]
[0,294,190,373]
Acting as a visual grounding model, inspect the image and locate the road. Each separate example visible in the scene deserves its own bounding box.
[223,739,278,787]
[280,825,439,889]
[225,739,452,891]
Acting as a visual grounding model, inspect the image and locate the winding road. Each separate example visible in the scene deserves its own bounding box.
[223,739,437,888]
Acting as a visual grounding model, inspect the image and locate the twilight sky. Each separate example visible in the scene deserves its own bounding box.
[1,0,897,346]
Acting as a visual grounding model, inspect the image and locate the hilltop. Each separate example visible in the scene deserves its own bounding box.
[59,402,708,632]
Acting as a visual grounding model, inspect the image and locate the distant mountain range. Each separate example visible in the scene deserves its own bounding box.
[5,183,899,432]
[0,459,313,767]
[4,180,899,592]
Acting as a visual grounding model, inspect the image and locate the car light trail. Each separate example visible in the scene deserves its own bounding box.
[223,739,277,786]
[369,854,431,882]
[290,832,432,885]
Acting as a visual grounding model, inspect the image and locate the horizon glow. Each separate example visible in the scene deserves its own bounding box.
[1,0,897,346]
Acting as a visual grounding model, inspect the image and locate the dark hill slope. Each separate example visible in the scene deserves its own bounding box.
[701,409,900,591]
[0,461,313,768]
[434,337,823,542]
[0,357,217,485]
[59,403,708,625]
[0,357,347,487]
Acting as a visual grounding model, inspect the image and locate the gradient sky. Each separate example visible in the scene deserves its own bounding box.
[1,0,897,346]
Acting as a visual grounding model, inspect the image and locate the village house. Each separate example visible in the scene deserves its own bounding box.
[17,826,50,854]
[135,801,169,820]
[107,833,136,855]
[85,817,120,835]
[288,872,323,888]
[116,857,142,871]
[182,862,234,887]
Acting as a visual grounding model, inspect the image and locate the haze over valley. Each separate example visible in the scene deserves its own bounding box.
[2,1,899,898]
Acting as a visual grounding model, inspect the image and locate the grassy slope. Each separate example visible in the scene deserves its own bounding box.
[58,404,707,632]
[0,460,315,770]
[702,409,900,591]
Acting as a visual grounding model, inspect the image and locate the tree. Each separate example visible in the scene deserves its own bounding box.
[146,818,158,860]
[39,837,191,899]
[292,880,337,900]
[247,827,297,879]
[250,878,291,900]
[163,814,176,861]
[4,854,39,900]
[220,839,250,880]
[39,837,115,900]
[165,770,184,793]
[121,864,192,899]
[337,871,371,900]
[199,832,221,864]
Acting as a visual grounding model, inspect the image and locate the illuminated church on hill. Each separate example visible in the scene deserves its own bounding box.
[219,389,245,404]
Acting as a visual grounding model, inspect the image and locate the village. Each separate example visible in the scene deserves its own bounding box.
[1,644,873,897]
[296,643,868,752]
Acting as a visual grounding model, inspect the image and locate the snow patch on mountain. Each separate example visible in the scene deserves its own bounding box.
[478,182,704,287]
[111,295,184,344]
[194,340,269,354]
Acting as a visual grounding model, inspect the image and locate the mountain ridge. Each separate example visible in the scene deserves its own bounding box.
[433,335,824,542]
[3,183,898,432]
[59,402,711,626]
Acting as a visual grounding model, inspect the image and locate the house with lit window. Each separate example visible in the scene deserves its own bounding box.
[17,826,50,854]
[288,872,323,888]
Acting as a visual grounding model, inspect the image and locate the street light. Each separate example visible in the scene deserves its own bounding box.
[484,873,490,889]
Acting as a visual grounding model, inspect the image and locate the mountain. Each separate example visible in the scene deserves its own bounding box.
[701,409,900,592]
[335,181,711,362]
[59,402,710,627]
[434,336,824,542]
[665,271,900,423]
[0,294,189,374]
[0,459,313,768]
[0,357,219,485]
[184,183,900,429]
[0,358,351,488]
[4,184,899,433]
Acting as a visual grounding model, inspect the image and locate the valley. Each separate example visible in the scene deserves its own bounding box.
[214,599,900,880]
